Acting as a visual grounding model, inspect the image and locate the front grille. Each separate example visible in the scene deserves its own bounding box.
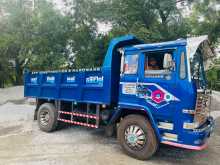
[194,90,211,127]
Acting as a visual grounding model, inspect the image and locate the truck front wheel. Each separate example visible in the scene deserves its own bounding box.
[37,103,58,132]
[117,115,158,160]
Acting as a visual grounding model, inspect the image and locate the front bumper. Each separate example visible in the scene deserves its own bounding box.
[161,116,214,150]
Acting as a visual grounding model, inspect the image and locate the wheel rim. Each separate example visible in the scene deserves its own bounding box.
[39,110,50,126]
[125,125,146,150]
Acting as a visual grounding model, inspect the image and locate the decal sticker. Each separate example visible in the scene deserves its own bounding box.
[122,83,137,95]
[46,76,55,83]
[86,76,104,86]
[67,76,76,83]
[120,82,180,109]
[31,77,37,84]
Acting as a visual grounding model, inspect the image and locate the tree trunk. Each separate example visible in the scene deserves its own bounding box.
[15,59,23,85]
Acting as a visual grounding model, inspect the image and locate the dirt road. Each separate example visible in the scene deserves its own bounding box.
[0,87,220,165]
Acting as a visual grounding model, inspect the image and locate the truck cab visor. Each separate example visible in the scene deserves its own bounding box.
[187,35,215,71]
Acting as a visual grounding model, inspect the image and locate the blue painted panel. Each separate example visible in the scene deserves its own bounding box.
[24,70,108,103]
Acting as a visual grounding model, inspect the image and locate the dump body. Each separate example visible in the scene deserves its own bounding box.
[25,68,111,104]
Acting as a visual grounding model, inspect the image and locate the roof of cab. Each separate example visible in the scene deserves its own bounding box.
[124,38,187,52]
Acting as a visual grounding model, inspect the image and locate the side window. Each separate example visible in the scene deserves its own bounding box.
[144,51,173,76]
[180,52,187,79]
[123,55,138,74]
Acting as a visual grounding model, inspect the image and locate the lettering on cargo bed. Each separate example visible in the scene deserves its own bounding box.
[67,76,76,83]
[86,76,104,86]
[46,76,55,83]
[31,77,38,84]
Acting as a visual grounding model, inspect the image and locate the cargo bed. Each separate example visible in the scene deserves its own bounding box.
[24,68,112,104]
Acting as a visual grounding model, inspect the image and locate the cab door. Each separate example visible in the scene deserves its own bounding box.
[137,49,178,119]
[119,52,140,106]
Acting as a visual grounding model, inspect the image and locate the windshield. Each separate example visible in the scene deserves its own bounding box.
[190,49,207,89]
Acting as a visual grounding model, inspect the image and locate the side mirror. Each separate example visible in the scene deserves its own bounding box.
[118,48,125,76]
[163,53,174,70]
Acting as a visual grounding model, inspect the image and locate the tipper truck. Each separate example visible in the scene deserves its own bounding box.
[24,35,215,160]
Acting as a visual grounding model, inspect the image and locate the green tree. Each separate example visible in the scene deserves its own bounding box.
[0,0,218,88]
[206,58,220,90]
[0,50,12,88]
[24,1,70,71]
[93,0,190,42]
[63,0,109,68]
[63,0,191,68]
[188,0,220,90]
[0,0,70,86]
[188,0,220,46]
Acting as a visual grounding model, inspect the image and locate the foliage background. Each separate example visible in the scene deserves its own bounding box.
[0,0,219,90]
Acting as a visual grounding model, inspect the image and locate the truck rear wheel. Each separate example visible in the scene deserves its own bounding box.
[117,115,158,160]
[37,103,58,132]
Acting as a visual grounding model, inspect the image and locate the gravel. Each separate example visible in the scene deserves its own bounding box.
[0,86,24,105]
[0,86,220,165]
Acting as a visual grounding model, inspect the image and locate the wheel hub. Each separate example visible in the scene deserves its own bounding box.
[125,125,146,150]
[45,114,49,121]
[127,134,138,144]
[40,111,50,126]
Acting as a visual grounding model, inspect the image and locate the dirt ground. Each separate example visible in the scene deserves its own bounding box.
[0,87,220,165]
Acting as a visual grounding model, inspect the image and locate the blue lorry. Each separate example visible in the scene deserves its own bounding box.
[24,35,215,160]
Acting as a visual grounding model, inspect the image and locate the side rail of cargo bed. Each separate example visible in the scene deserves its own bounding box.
[24,68,111,104]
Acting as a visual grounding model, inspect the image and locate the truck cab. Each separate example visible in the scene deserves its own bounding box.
[24,35,214,160]
[117,36,214,153]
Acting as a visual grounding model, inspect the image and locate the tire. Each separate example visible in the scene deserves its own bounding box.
[37,103,58,132]
[117,114,158,160]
